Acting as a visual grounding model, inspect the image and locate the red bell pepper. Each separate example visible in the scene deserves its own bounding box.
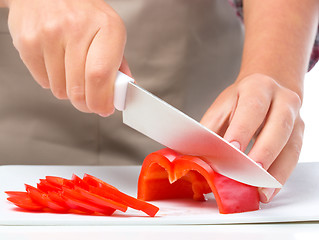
[138,148,260,214]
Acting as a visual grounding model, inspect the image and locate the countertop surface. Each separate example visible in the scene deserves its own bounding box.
[1,164,319,226]
[1,224,319,240]
[0,163,319,240]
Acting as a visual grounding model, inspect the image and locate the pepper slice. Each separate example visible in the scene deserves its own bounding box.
[6,192,43,211]
[6,173,159,217]
[83,174,159,217]
[61,186,116,215]
[45,176,75,189]
[47,191,71,210]
[83,174,117,190]
[5,191,29,198]
[25,184,69,212]
[37,179,62,193]
[73,186,128,212]
[71,174,90,191]
[138,148,260,214]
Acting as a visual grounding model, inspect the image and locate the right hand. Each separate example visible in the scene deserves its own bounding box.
[6,0,131,116]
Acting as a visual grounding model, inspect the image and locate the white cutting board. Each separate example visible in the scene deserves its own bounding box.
[0,163,318,225]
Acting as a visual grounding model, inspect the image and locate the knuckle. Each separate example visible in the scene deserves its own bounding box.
[297,117,305,132]
[43,12,87,39]
[16,33,39,52]
[284,89,302,108]
[245,97,267,112]
[65,13,88,37]
[280,111,295,132]
[41,20,63,38]
[113,15,126,34]
[12,37,20,50]
[103,11,123,26]
[293,117,305,143]
[278,93,302,132]
[68,86,86,104]
[239,73,277,92]
[287,136,304,162]
[260,146,276,163]
[86,66,111,87]
[259,75,278,91]
[100,12,127,37]
[291,140,303,159]
[87,99,113,115]
[233,123,251,137]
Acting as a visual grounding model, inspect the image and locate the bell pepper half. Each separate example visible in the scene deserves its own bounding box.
[137,148,260,214]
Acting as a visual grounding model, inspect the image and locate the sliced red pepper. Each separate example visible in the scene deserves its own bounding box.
[6,174,159,217]
[138,148,260,214]
[6,192,43,211]
[71,174,90,191]
[88,185,159,217]
[45,176,75,189]
[5,191,29,198]
[63,196,115,216]
[73,186,127,212]
[37,179,62,193]
[61,187,116,215]
[46,191,71,210]
[83,174,159,217]
[25,184,69,212]
[83,174,118,190]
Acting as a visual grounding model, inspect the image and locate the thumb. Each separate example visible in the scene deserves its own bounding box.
[119,56,133,78]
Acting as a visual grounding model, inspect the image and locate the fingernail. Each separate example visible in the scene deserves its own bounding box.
[99,113,112,118]
[260,188,275,203]
[230,141,241,150]
[98,109,115,118]
[257,162,264,168]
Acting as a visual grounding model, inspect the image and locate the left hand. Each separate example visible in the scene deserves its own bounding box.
[200,73,304,203]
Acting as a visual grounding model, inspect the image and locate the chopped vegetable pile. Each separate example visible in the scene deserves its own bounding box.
[138,148,260,214]
[5,173,159,217]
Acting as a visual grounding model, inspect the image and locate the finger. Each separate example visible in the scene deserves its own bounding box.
[200,87,236,136]
[8,10,50,89]
[65,33,92,113]
[258,116,304,203]
[247,91,301,170]
[43,39,67,99]
[223,88,272,151]
[85,23,126,116]
[119,56,132,78]
[18,41,50,89]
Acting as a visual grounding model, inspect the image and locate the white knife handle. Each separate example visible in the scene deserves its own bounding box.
[114,71,134,111]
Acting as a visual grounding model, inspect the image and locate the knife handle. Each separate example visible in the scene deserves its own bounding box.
[114,71,134,111]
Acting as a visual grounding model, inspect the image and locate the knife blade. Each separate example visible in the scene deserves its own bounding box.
[114,71,282,188]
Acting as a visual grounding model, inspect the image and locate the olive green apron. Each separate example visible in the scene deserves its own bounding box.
[0,0,243,165]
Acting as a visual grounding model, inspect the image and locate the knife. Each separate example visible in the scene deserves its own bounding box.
[113,71,282,188]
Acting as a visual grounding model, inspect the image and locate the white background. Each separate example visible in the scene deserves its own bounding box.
[299,64,319,162]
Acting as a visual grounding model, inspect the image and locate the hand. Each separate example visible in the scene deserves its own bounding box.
[6,0,131,116]
[200,73,304,203]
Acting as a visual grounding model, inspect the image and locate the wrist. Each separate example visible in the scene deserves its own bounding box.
[236,70,304,101]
